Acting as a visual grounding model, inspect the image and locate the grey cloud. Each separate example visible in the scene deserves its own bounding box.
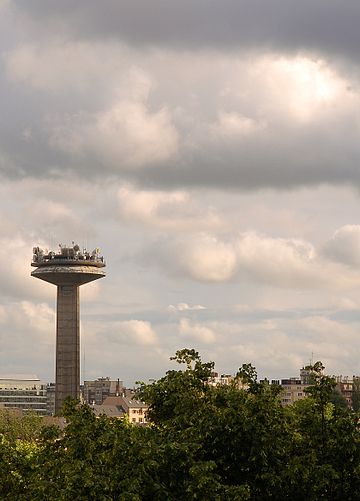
[138,127,360,191]
[323,225,360,267]
[3,88,359,190]
[1,36,359,190]
[12,1,360,62]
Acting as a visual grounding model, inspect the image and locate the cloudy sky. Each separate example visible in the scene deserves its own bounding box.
[2,1,360,385]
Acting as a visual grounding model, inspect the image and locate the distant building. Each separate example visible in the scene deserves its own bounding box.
[46,383,56,416]
[268,366,360,408]
[300,367,313,385]
[334,375,354,408]
[0,375,47,415]
[209,372,234,386]
[279,378,308,406]
[83,377,123,405]
[102,395,148,424]
[270,365,324,407]
[91,404,125,419]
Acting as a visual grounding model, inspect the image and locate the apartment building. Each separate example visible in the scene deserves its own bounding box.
[279,378,308,406]
[83,377,123,405]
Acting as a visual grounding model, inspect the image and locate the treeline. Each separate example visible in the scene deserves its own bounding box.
[1,349,360,500]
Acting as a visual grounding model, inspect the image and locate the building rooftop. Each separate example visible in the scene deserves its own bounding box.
[102,396,147,409]
[91,404,125,418]
[32,244,105,268]
[0,374,40,381]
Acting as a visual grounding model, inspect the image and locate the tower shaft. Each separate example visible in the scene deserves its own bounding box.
[31,244,105,416]
[55,285,80,414]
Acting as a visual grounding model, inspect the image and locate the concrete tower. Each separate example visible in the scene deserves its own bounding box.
[31,244,105,414]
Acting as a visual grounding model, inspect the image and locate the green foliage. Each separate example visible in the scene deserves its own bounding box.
[0,409,44,441]
[330,388,348,409]
[0,409,44,500]
[285,363,360,500]
[1,351,360,500]
[353,377,360,412]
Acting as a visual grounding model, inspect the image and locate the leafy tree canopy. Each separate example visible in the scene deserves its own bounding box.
[1,350,360,500]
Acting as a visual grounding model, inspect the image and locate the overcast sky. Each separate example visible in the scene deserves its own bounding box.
[1,1,360,385]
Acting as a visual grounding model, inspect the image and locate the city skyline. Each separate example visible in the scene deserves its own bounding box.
[1,2,360,386]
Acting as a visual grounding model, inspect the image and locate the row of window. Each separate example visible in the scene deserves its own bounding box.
[0,396,47,402]
[0,386,46,391]
[3,403,47,409]
[130,409,144,414]
[0,390,46,397]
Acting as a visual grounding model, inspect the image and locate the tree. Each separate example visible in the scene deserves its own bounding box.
[138,350,291,498]
[1,351,360,500]
[284,362,360,500]
[352,377,360,412]
[0,409,44,441]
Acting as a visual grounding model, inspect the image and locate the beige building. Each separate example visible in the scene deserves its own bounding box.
[334,375,354,408]
[279,378,308,406]
[102,395,148,424]
[209,372,234,386]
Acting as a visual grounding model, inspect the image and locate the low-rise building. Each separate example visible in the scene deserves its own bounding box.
[91,404,125,419]
[209,372,234,386]
[101,395,148,424]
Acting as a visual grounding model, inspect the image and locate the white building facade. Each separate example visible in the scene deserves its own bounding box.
[0,375,47,415]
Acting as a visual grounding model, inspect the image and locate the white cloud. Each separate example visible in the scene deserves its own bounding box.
[110,320,158,346]
[179,318,216,344]
[300,315,357,340]
[178,235,238,283]
[258,56,346,122]
[118,184,188,222]
[51,100,178,169]
[0,300,55,378]
[145,228,360,289]
[118,184,220,230]
[168,302,206,312]
[217,54,352,124]
[5,43,178,170]
[211,111,265,138]
[19,301,55,334]
[235,232,320,287]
